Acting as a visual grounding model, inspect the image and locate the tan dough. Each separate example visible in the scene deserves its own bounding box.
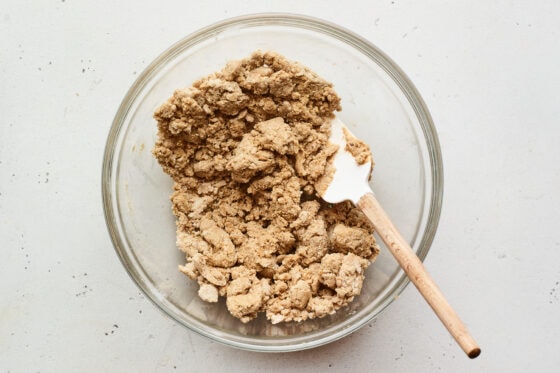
[153,50,380,323]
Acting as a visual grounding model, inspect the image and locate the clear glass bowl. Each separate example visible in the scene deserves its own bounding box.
[102,13,443,352]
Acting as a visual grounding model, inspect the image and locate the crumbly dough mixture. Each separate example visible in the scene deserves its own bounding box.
[343,127,372,166]
[153,51,379,323]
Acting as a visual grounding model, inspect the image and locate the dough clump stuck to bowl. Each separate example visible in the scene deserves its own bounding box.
[153,50,379,323]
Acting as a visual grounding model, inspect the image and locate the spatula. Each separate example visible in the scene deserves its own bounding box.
[317,118,481,359]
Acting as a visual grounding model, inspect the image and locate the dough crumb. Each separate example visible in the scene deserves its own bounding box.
[343,127,373,166]
[153,50,379,323]
[198,283,219,303]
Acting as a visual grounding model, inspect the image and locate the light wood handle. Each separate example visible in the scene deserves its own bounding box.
[358,192,481,359]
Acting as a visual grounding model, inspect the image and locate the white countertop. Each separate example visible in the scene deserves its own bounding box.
[2,1,559,371]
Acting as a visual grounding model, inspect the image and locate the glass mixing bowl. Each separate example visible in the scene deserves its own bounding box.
[102,13,443,352]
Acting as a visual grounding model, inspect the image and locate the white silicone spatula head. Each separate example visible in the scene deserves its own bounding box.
[319,118,374,204]
[317,117,481,359]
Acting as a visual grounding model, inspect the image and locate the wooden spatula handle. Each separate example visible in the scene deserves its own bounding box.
[358,192,481,359]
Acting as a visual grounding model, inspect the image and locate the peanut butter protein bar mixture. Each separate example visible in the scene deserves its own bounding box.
[153,51,379,323]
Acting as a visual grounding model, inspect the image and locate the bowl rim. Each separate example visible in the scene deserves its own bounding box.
[101,12,443,352]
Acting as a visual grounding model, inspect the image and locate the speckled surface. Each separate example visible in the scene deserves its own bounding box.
[1,1,559,371]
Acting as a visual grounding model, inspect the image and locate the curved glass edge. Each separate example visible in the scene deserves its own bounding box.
[101,12,444,353]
